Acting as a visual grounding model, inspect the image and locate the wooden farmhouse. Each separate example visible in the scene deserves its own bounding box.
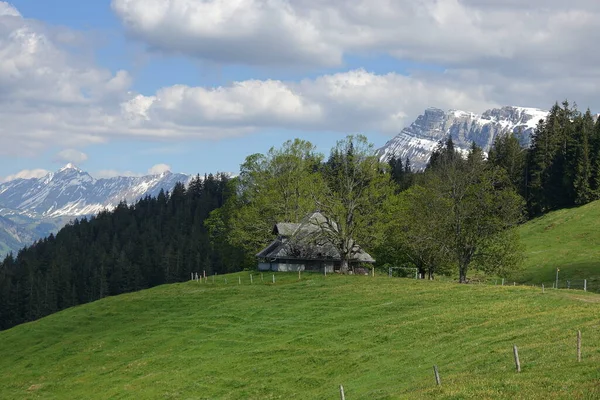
[256,212,375,273]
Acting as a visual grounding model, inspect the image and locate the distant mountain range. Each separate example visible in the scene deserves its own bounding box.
[0,164,193,257]
[378,106,549,169]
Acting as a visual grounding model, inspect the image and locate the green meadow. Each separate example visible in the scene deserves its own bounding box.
[1,273,599,399]
[518,200,600,291]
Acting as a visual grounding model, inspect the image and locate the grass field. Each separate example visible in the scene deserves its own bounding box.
[1,272,599,399]
[518,200,600,291]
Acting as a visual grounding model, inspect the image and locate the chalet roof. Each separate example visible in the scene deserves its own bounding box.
[257,212,375,263]
[273,223,300,236]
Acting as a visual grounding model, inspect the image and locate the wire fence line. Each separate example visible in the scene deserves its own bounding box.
[384,269,599,293]
[188,269,599,294]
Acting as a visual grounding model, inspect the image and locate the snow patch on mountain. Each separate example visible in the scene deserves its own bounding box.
[0,165,209,256]
[0,165,195,219]
[378,105,548,169]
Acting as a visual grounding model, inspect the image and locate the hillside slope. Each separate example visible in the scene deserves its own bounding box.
[518,200,600,291]
[0,273,598,399]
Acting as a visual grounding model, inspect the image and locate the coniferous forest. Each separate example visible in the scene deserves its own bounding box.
[1,100,600,331]
[0,173,242,330]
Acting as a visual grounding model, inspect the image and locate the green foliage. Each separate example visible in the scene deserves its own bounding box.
[378,185,453,279]
[526,101,600,215]
[407,140,525,282]
[1,274,600,399]
[213,139,326,269]
[488,130,527,195]
[316,135,395,273]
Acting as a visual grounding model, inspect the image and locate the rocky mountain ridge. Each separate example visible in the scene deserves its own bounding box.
[0,165,194,256]
[378,106,549,169]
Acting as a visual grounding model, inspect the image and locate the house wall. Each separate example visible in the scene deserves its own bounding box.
[258,261,335,273]
[258,262,272,271]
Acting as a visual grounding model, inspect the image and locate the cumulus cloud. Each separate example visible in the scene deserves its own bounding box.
[55,149,88,164]
[3,0,600,161]
[121,69,496,135]
[0,3,132,157]
[111,0,600,72]
[147,164,171,175]
[110,0,600,120]
[1,168,49,182]
[111,0,341,67]
[93,164,171,179]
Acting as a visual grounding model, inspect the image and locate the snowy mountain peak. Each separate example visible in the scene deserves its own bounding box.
[59,163,82,173]
[378,105,549,170]
[0,167,193,220]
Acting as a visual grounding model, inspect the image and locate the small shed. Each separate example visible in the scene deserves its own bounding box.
[256,212,375,273]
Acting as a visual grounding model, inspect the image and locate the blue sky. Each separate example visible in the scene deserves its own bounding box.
[1,0,599,180]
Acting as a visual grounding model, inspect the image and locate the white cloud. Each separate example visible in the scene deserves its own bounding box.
[111,0,600,73]
[0,3,132,157]
[55,149,88,164]
[121,68,496,135]
[111,0,341,67]
[0,2,20,17]
[1,168,49,182]
[93,164,171,179]
[148,163,171,175]
[3,0,600,162]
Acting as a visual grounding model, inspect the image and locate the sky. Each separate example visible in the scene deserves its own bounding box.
[1,0,600,181]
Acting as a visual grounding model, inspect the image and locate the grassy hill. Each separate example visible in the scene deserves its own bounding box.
[518,200,600,291]
[1,273,599,399]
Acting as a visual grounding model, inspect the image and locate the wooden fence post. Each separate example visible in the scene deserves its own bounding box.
[577,330,582,362]
[339,385,345,400]
[272,274,275,284]
[542,284,544,293]
[433,365,441,386]
[250,274,253,284]
[299,269,301,280]
[584,279,587,292]
[513,345,521,372]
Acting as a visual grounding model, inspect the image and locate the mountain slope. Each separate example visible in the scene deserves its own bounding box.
[0,274,598,399]
[0,164,194,256]
[378,106,548,169]
[0,215,35,256]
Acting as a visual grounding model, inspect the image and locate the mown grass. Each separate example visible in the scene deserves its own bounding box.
[1,272,599,399]
[518,200,600,291]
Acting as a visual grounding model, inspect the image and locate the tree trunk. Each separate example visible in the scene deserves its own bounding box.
[459,253,471,283]
[340,258,349,274]
[459,265,468,283]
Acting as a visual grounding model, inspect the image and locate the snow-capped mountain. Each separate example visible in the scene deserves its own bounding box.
[0,164,192,219]
[378,106,549,169]
[0,164,194,256]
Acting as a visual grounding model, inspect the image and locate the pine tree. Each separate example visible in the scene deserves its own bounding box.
[488,131,527,196]
[573,110,595,204]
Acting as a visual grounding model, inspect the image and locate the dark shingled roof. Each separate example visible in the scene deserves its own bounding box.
[257,212,375,263]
